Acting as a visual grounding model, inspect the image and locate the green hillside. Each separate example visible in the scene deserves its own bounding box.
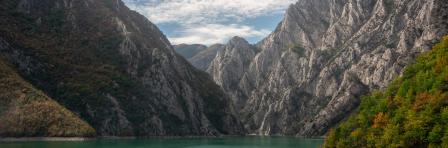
[324,36,448,148]
[0,58,95,137]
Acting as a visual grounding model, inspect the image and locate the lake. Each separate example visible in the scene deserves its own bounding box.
[0,136,323,148]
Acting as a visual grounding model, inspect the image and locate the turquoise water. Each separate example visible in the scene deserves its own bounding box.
[0,137,323,148]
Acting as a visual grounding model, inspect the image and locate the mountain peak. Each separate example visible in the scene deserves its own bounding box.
[207,0,447,137]
[229,36,249,45]
[0,0,243,136]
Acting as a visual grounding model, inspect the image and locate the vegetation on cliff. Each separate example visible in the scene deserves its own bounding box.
[0,0,243,136]
[0,58,95,137]
[324,36,448,147]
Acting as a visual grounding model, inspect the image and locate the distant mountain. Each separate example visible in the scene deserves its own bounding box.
[174,44,207,59]
[325,36,448,148]
[190,44,225,71]
[0,0,242,137]
[173,44,225,71]
[207,0,448,136]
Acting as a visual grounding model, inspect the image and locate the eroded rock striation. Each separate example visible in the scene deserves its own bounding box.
[208,0,448,136]
[208,37,258,110]
[0,0,243,136]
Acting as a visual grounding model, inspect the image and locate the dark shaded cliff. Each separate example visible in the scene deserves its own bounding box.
[0,0,243,136]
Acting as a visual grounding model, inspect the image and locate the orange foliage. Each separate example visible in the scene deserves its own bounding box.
[413,92,448,111]
[413,93,431,111]
[429,91,448,110]
[372,112,388,129]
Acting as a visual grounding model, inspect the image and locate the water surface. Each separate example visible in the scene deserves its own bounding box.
[0,136,323,148]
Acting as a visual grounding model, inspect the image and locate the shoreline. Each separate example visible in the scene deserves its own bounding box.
[0,135,325,142]
[0,137,95,142]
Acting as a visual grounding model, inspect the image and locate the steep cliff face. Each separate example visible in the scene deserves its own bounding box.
[208,0,448,136]
[0,0,242,136]
[208,37,258,110]
[189,44,225,71]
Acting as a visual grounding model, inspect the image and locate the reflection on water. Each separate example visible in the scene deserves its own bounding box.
[0,136,323,148]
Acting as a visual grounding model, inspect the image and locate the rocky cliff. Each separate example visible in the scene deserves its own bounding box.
[0,0,243,136]
[208,0,448,136]
[208,37,258,110]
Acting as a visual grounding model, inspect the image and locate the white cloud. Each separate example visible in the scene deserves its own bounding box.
[123,0,295,45]
[169,24,270,45]
[124,0,295,24]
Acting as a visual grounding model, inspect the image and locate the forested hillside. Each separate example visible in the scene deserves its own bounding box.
[0,57,95,137]
[325,36,448,147]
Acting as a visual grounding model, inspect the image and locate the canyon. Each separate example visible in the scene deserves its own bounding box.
[0,0,447,139]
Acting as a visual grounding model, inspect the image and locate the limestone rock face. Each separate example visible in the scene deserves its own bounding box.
[208,0,448,136]
[208,37,258,110]
[0,0,243,136]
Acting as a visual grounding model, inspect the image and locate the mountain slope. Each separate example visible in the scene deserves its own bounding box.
[324,36,448,148]
[208,37,258,110]
[174,44,207,59]
[174,43,225,71]
[0,0,242,136]
[0,57,95,137]
[190,44,225,71]
[208,0,448,136]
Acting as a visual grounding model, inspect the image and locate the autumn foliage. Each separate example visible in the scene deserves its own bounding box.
[324,36,448,148]
[0,58,95,137]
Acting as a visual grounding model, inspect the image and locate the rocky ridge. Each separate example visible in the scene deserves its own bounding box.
[208,0,448,136]
[208,37,258,110]
[0,0,243,136]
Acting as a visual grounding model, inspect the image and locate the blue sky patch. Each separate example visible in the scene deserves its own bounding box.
[123,0,295,45]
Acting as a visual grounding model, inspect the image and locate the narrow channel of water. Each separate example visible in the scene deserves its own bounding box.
[0,136,324,148]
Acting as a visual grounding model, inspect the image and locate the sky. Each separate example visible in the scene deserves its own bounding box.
[122,0,296,45]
